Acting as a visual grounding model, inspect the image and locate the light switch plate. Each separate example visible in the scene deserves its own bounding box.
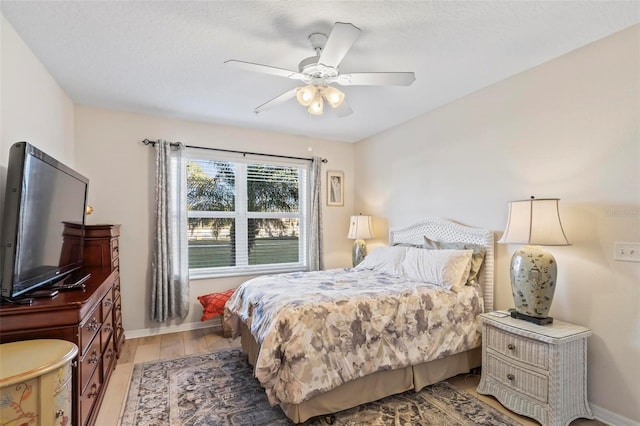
[614,242,640,262]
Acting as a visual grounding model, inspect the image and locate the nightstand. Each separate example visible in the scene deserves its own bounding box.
[477,313,594,426]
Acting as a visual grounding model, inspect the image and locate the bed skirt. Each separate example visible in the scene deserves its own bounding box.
[238,321,481,423]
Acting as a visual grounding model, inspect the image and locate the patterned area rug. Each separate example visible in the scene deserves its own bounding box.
[122,348,521,426]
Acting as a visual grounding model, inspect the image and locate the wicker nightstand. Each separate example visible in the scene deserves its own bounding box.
[477,313,594,426]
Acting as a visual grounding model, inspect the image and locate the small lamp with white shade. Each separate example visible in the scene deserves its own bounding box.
[498,196,570,325]
[348,215,374,267]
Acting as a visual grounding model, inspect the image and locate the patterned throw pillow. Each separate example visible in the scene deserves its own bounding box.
[197,289,235,321]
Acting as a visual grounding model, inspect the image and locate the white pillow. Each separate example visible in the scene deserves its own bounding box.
[401,247,473,290]
[355,246,407,276]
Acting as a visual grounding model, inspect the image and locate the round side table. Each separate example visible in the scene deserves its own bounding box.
[0,339,78,426]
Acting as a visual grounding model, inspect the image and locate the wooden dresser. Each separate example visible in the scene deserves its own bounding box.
[0,224,122,426]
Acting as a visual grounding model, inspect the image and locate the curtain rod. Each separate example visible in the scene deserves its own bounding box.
[142,139,327,163]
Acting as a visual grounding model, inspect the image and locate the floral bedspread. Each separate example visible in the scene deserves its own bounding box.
[224,268,483,406]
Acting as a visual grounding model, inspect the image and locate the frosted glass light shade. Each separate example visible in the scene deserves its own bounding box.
[322,86,345,108]
[498,198,569,246]
[308,90,323,115]
[347,215,374,240]
[296,85,316,106]
[296,85,346,115]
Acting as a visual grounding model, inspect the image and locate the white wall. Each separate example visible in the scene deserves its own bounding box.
[74,106,355,337]
[354,25,640,424]
[0,13,75,224]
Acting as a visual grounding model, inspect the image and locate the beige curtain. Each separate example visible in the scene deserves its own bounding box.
[151,140,189,321]
[308,156,323,271]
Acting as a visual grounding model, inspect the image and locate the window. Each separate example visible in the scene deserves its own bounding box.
[185,150,309,277]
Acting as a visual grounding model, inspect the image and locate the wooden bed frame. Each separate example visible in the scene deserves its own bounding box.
[238,217,495,423]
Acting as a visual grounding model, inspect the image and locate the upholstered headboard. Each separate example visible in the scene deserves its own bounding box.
[388,217,495,312]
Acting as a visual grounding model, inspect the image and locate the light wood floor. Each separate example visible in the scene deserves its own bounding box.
[95,328,606,426]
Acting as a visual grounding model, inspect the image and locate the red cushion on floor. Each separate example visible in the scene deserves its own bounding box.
[197,289,235,321]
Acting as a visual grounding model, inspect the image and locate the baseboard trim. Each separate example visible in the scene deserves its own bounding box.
[124,318,223,340]
[591,403,639,426]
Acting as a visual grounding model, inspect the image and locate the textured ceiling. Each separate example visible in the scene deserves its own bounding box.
[2,1,639,143]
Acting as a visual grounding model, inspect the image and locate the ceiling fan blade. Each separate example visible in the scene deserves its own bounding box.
[334,72,416,86]
[318,22,361,68]
[225,60,305,80]
[254,88,298,114]
[333,100,353,118]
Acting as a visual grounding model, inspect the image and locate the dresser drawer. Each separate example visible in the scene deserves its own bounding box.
[79,306,102,355]
[113,276,121,301]
[102,290,114,320]
[114,302,124,352]
[101,311,114,351]
[102,337,116,381]
[486,324,549,370]
[79,374,101,426]
[485,351,548,403]
[111,237,119,258]
[79,336,102,394]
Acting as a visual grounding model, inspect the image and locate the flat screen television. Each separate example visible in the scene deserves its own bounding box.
[1,141,89,299]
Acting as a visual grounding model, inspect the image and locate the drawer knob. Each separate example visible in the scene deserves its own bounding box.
[88,318,100,332]
[55,409,64,418]
[507,343,516,350]
[507,373,515,381]
[88,384,99,398]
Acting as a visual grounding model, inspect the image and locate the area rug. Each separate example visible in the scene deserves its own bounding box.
[122,348,522,426]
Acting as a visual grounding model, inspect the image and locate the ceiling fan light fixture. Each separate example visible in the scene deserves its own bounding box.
[227,22,415,117]
[296,85,316,106]
[322,86,345,108]
[308,90,324,115]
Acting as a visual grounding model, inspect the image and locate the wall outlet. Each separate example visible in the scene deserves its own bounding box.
[613,242,640,262]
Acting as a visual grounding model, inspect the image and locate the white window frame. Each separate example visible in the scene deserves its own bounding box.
[185,149,310,279]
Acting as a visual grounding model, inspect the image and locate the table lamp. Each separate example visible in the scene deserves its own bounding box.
[348,215,374,267]
[498,197,569,325]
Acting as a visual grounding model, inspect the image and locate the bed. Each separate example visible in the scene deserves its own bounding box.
[224,217,494,423]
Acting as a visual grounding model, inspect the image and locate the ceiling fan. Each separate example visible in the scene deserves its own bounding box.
[225,22,416,117]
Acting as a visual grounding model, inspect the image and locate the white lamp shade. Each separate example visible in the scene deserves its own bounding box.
[348,215,374,240]
[498,198,569,246]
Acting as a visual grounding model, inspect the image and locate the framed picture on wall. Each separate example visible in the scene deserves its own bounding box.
[327,171,344,206]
